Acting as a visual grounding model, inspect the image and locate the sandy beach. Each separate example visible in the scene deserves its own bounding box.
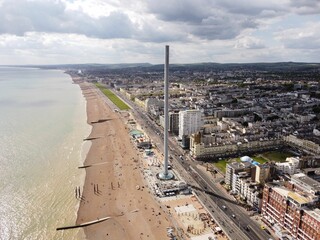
[74,79,171,240]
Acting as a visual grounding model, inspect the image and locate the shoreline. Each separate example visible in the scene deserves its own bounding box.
[76,123,92,239]
[71,76,172,240]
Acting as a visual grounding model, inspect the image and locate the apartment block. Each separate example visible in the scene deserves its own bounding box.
[169,112,179,135]
[238,178,262,209]
[261,174,320,240]
[225,161,252,193]
[178,109,202,139]
[276,157,300,175]
[255,163,272,184]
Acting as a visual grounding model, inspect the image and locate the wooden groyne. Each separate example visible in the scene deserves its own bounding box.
[78,165,92,169]
[78,162,110,169]
[56,217,111,231]
[83,137,100,141]
[91,119,111,124]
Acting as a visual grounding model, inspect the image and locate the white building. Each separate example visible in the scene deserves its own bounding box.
[275,157,300,175]
[238,178,261,209]
[225,161,264,209]
[179,110,202,139]
[225,161,252,192]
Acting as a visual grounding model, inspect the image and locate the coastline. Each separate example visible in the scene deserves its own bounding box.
[72,76,172,240]
[75,128,92,239]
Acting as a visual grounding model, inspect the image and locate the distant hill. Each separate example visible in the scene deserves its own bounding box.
[12,63,153,70]
[8,62,320,73]
[145,62,320,72]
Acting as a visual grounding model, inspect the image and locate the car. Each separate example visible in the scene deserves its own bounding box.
[222,205,227,209]
[232,214,236,218]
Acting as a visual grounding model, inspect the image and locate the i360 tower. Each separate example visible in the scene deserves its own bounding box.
[158,45,174,180]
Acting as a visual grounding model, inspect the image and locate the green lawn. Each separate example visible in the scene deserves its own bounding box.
[214,160,228,173]
[213,151,292,174]
[214,158,240,173]
[95,83,130,110]
[260,151,292,162]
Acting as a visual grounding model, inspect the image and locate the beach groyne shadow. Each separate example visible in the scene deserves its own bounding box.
[91,119,112,124]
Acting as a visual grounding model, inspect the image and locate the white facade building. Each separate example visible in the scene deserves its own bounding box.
[238,178,261,208]
[225,161,252,192]
[275,157,300,175]
[179,110,202,139]
[225,161,263,209]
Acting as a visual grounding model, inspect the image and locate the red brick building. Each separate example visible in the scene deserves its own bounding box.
[261,182,320,240]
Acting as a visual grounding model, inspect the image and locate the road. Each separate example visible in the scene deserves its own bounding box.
[190,165,271,240]
[108,87,271,240]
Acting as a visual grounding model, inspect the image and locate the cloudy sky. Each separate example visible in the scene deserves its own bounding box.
[0,0,320,65]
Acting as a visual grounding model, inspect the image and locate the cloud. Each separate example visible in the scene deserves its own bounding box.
[289,0,320,14]
[275,22,320,49]
[145,0,260,40]
[134,21,187,42]
[0,0,135,39]
[0,1,64,35]
[145,0,286,22]
[2,0,315,44]
[0,0,320,64]
[0,0,192,42]
[234,36,266,49]
[189,15,258,40]
[215,0,287,16]
[145,0,212,23]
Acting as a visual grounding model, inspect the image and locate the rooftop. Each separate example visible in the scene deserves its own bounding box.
[287,192,310,205]
[273,186,290,197]
[228,161,252,170]
[291,173,320,192]
[129,129,144,136]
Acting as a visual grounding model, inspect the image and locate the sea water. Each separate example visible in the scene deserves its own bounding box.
[0,67,90,240]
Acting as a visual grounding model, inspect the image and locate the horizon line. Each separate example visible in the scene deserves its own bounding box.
[1,61,320,67]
